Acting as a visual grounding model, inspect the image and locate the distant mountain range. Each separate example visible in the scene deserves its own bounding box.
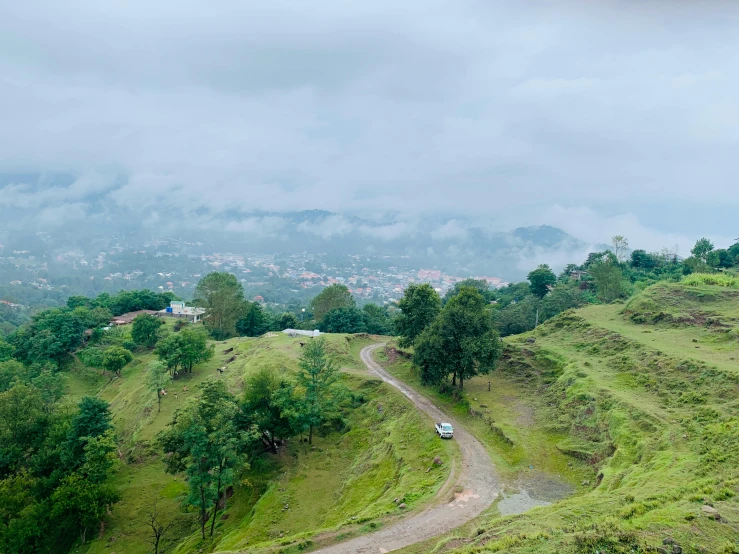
[0,170,598,279]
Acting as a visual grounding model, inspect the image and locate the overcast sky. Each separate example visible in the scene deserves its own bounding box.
[1,1,737,251]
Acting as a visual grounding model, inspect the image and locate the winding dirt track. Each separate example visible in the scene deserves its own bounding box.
[314,344,499,554]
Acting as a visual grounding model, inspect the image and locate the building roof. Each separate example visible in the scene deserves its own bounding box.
[110,310,158,325]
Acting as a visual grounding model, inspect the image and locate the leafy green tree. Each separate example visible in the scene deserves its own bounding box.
[527,264,557,298]
[131,314,164,348]
[243,368,295,453]
[309,284,355,322]
[691,237,714,264]
[235,302,269,337]
[273,312,299,331]
[319,307,367,333]
[102,346,133,377]
[0,339,13,362]
[495,296,539,336]
[194,272,246,339]
[539,283,591,320]
[395,283,441,347]
[65,396,113,463]
[589,259,627,302]
[160,380,252,539]
[178,327,213,373]
[10,309,86,368]
[146,361,169,412]
[414,287,500,390]
[362,303,393,335]
[50,472,119,545]
[295,338,345,444]
[443,279,495,305]
[630,249,657,269]
[155,327,212,376]
[31,370,65,413]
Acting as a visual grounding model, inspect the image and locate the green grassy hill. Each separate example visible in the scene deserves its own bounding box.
[68,332,457,554]
[391,281,739,554]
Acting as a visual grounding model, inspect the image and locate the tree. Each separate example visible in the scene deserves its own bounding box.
[194,272,246,339]
[309,284,355,322]
[395,283,441,348]
[414,287,500,390]
[160,380,251,539]
[611,235,629,263]
[443,279,495,305]
[691,238,714,264]
[318,307,367,334]
[495,296,539,337]
[145,503,172,554]
[295,338,345,444]
[243,368,295,453]
[362,304,393,335]
[273,312,299,331]
[630,249,657,269]
[131,314,164,348]
[102,346,133,377]
[527,265,557,299]
[146,361,169,412]
[155,327,212,376]
[50,472,119,545]
[236,302,269,337]
[589,259,627,302]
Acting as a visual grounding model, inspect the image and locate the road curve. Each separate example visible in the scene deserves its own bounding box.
[314,344,499,554]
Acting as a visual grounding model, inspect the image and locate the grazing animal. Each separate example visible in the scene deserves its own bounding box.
[182,386,189,392]
[174,393,178,400]
[216,367,225,374]
[299,342,305,347]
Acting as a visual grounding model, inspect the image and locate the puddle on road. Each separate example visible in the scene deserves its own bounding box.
[496,470,573,516]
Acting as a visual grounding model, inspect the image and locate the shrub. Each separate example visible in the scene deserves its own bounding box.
[682,273,739,288]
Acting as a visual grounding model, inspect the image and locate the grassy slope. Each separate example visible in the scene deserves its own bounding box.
[69,332,457,554]
[395,282,739,554]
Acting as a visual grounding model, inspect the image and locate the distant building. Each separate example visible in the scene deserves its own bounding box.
[110,310,158,326]
[156,301,206,323]
[570,270,588,281]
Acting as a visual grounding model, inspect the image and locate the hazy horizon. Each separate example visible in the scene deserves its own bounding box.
[2,1,738,253]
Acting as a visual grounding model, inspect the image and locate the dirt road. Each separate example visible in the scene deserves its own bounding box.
[314,344,499,554]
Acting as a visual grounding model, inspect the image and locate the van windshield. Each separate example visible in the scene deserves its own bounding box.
[441,424,453,431]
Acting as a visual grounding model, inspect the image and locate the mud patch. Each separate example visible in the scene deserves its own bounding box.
[497,471,573,516]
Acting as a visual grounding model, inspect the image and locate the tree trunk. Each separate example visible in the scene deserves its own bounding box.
[459,373,464,390]
[451,372,456,387]
[210,471,222,537]
[200,486,206,539]
[157,393,161,412]
[309,424,314,445]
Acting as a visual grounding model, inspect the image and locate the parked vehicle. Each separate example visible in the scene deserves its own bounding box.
[435,422,454,439]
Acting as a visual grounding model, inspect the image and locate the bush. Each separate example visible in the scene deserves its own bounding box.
[682,273,739,288]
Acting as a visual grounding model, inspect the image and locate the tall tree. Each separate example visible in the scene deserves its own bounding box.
[309,284,355,322]
[318,307,367,334]
[295,338,345,444]
[243,368,295,453]
[131,314,164,348]
[589,259,627,302]
[611,235,630,263]
[194,272,246,339]
[362,303,393,335]
[395,283,441,348]
[527,265,557,299]
[235,302,269,337]
[414,287,500,390]
[691,237,714,264]
[160,380,251,539]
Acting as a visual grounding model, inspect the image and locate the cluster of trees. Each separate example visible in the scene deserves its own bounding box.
[5,289,176,369]
[159,338,346,539]
[394,283,501,390]
[195,273,394,339]
[0,377,118,552]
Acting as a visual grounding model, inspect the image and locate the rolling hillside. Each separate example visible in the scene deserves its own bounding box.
[69,333,457,554]
[389,281,739,553]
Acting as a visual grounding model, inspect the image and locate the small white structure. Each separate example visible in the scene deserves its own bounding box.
[157,301,206,323]
[282,329,320,338]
